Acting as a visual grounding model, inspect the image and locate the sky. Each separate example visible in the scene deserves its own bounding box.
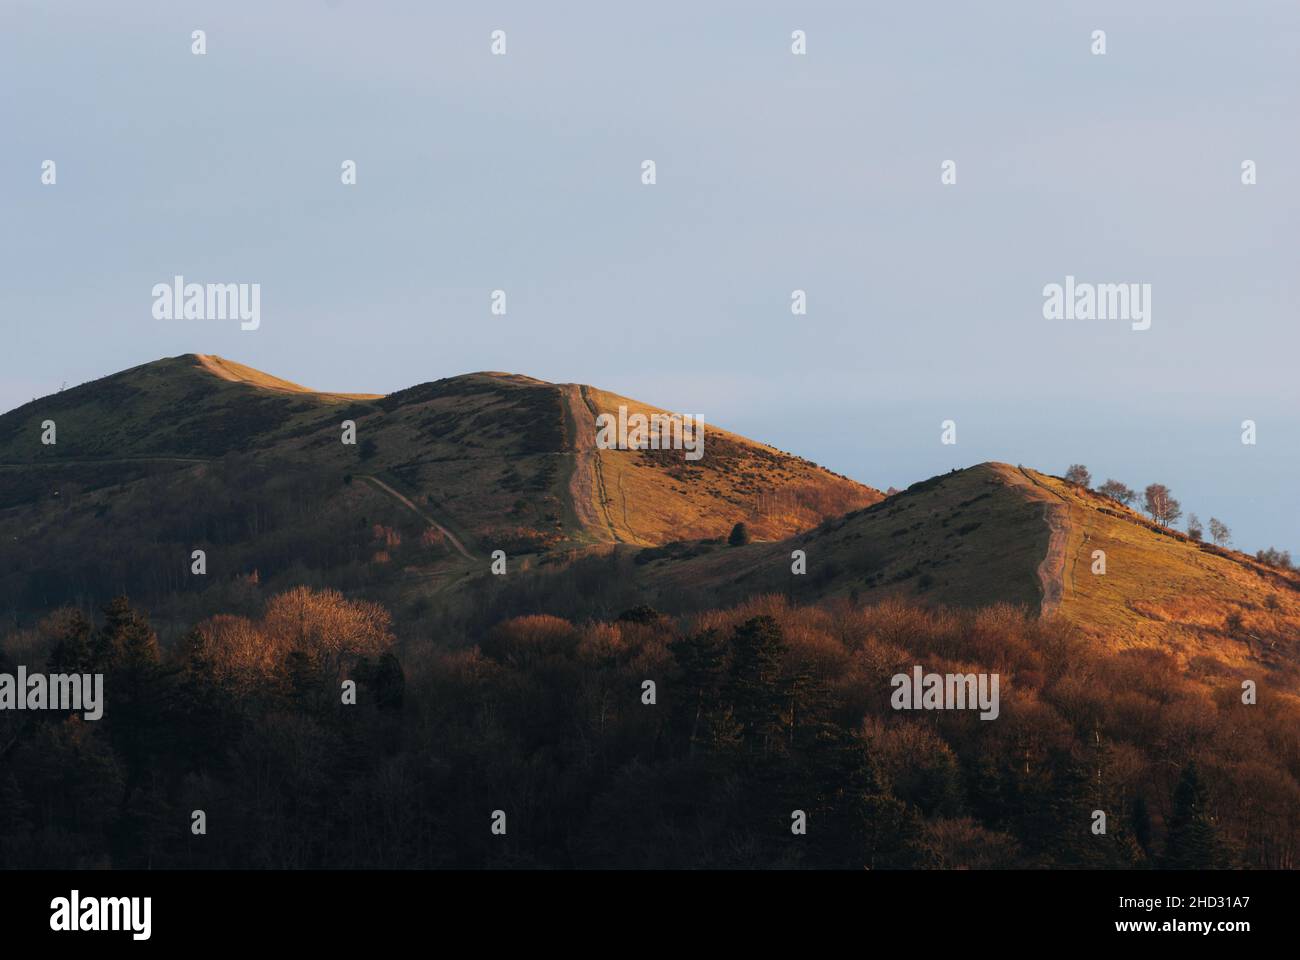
[2,0,1297,554]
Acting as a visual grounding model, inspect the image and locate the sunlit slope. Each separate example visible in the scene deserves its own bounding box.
[1011,467,1300,666]
[320,372,882,550]
[0,354,372,464]
[634,462,1300,669]
[636,461,1049,610]
[571,384,882,545]
[193,354,382,400]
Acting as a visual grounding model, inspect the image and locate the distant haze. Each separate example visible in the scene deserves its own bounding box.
[2,0,1297,553]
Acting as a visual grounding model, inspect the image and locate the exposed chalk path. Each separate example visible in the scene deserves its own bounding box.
[560,383,622,543]
[1016,466,1075,617]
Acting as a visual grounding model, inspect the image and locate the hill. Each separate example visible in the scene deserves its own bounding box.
[0,354,881,621]
[626,462,1300,669]
[4,365,1298,871]
[5,356,1294,677]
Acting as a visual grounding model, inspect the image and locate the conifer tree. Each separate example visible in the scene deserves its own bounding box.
[727,616,787,756]
[1163,762,1226,869]
[669,628,732,753]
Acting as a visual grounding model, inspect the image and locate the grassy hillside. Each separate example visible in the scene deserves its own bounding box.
[3,362,1298,871]
[629,462,1050,611]
[0,354,358,463]
[594,462,1300,670]
[569,384,881,545]
[0,355,883,623]
[1013,467,1300,670]
[5,355,1294,677]
[192,353,382,400]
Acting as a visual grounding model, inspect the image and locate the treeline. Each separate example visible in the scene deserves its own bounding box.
[2,589,1297,869]
[1065,464,1298,573]
[1063,464,1237,544]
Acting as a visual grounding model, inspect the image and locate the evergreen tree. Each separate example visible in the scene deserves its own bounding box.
[94,597,173,805]
[179,627,212,681]
[668,628,733,754]
[727,616,787,756]
[1163,762,1226,869]
[91,596,159,673]
[1041,750,1104,867]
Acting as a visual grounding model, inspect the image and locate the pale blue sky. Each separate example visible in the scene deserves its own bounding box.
[2,0,1297,553]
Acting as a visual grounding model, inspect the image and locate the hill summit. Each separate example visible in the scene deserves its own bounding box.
[0,355,881,614]
[634,461,1300,668]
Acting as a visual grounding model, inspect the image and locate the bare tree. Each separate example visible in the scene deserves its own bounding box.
[1143,483,1182,527]
[1097,479,1136,507]
[1186,513,1203,541]
[1256,547,1293,570]
[1064,464,1092,488]
[1209,517,1231,547]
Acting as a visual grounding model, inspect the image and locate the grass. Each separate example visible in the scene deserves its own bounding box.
[623,462,1300,670]
[1016,468,1300,669]
[4,355,1296,677]
[0,356,885,624]
[579,384,881,546]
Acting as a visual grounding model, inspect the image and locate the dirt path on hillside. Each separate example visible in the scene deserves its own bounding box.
[358,474,475,560]
[1036,503,1069,617]
[1017,466,1071,617]
[561,384,622,543]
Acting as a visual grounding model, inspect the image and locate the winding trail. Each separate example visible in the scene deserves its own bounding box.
[357,474,475,561]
